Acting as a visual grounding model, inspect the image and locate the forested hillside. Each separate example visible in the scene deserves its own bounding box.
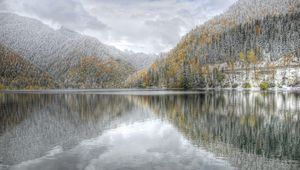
[0,13,156,88]
[64,56,134,88]
[127,0,300,88]
[0,44,57,89]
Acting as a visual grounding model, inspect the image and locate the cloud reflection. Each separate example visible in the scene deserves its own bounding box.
[12,119,233,170]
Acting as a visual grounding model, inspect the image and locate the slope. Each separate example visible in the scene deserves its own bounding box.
[127,0,300,88]
[0,13,155,88]
[0,44,57,89]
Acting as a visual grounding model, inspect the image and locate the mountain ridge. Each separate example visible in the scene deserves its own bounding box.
[0,12,157,88]
[127,0,300,88]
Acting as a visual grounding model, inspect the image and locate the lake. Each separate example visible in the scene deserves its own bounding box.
[0,90,299,170]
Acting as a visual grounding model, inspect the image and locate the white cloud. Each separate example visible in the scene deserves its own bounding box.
[0,0,237,53]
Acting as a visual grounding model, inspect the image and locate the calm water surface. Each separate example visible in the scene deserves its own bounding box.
[0,90,299,170]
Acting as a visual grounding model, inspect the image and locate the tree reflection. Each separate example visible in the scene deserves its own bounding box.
[0,93,135,165]
[0,91,299,169]
[132,91,300,167]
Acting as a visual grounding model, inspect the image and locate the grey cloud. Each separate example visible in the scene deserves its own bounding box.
[0,0,7,10]
[86,17,107,30]
[144,17,185,44]
[0,0,237,53]
[3,0,107,31]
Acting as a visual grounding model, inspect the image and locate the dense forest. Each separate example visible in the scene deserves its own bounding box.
[127,11,300,88]
[64,56,135,88]
[0,44,57,89]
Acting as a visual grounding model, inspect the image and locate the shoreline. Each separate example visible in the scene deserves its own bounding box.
[1,87,300,93]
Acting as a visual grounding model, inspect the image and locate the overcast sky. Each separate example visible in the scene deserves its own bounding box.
[0,0,237,54]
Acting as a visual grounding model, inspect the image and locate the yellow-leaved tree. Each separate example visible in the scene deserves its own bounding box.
[247,49,258,79]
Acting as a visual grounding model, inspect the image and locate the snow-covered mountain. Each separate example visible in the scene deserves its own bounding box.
[127,0,300,88]
[0,12,157,87]
[197,0,299,33]
[0,13,157,70]
[0,44,57,89]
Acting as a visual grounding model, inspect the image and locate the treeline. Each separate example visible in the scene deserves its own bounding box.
[126,12,300,88]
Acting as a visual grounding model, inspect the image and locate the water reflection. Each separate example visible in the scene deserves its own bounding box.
[10,120,233,170]
[0,91,299,170]
[133,91,300,169]
[0,94,139,166]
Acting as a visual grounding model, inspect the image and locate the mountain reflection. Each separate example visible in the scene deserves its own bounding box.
[132,91,300,169]
[0,94,138,165]
[0,91,299,170]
